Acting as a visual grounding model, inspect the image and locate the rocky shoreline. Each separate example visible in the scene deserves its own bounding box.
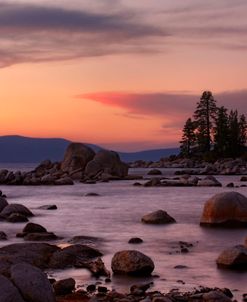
[0,190,247,301]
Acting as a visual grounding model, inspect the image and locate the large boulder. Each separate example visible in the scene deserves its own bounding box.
[0,196,8,212]
[200,192,247,227]
[49,244,102,269]
[61,143,95,178]
[111,250,154,276]
[142,210,176,224]
[0,243,60,274]
[0,275,25,302]
[216,245,247,269]
[85,150,128,179]
[0,204,33,218]
[11,263,55,302]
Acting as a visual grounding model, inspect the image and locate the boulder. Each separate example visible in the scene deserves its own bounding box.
[24,232,58,241]
[216,245,247,269]
[0,231,7,240]
[41,175,56,185]
[197,176,222,187]
[143,178,161,187]
[111,250,154,276]
[22,223,47,234]
[128,237,143,244]
[11,263,55,302]
[84,150,128,179]
[202,290,232,302]
[0,196,8,212]
[147,169,162,176]
[6,213,29,223]
[53,278,76,296]
[200,192,247,227]
[54,177,74,185]
[1,203,33,218]
[142,210,176,224]
[0,243,60,273]
[0,275,25,302]
[61,143,95,178]
[240,176,247,182]
[49,244,102,269]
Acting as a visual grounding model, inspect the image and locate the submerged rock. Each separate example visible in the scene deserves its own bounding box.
[142,210,176,224]
[111,250,154,276]
[200,192,247,227]
[147,169,162,175]
[128,237,143,244]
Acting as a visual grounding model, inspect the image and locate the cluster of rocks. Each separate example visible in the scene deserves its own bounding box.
[0,143,129,186]
[174,158,247,176]
[138,175,223,187]
[0,197,33,223]
[130,157,247,175]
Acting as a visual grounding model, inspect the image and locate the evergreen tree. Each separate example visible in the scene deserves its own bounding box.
[214,106,229,157]
[180,118,196,157]
[239,114,247,148]
[194,91,217,152]
[228,110,240,157]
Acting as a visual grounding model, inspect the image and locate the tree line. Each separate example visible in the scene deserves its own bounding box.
[180,91,247,160]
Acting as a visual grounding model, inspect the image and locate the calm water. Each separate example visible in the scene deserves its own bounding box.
[0,165,246,297]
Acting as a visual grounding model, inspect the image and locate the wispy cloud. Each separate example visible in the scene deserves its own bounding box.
[79,90,247,130]
[0,2,165,67]
[1,0,247,67]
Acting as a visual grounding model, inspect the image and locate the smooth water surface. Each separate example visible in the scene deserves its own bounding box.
[0,167,246,297]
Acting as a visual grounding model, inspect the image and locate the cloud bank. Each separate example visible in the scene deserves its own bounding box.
[1,0,247,67]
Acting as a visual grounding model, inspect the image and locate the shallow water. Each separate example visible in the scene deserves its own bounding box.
[0,166,246,298]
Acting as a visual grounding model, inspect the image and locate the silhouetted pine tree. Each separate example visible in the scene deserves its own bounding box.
[228,110,241,157]
[214,106,229,157]
[239,114,247,149]
[180,118,197,157]
[194,91,217,152]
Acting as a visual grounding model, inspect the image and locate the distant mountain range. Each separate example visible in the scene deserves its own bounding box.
[0,135,179,163]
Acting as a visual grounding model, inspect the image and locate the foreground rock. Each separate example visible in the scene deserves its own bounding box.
[0,242,108,278]
[53,278,76,296]
[216,245,247,269]
[142,210,176,224]
[11,263,55,302]
[17,223,58,241]
[0,203,33,218]
[200,192,247,227]
[0,274,25,302]
[0,196,8,212]
[111,250,154,276]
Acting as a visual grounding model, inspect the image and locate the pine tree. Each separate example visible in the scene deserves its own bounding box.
[228,110,240,157]
[180,118,196,157]
[194,91,217,152]
[239,114,247,148]
[214,106,229,157]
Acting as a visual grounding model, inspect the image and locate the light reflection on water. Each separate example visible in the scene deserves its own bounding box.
[0,167,246,298]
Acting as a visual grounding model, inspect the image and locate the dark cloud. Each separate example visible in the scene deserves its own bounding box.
[0,2,166,67]
[80,90,247,130]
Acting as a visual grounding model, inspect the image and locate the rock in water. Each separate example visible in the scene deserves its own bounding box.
[216,245,247,269]
[111,250,154,276]
[84,150,128,180]
[0,196,8,212]
[1,203,33,218]
[200,192,247,227]
[11,263,55,302]
[142,210,176,224]
[53,278,76,296]
[0,275,25,302]
[61,143,95,178]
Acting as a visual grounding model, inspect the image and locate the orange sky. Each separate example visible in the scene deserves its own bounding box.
[0,1,247,151]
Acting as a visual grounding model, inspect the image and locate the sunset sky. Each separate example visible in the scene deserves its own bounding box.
[1,0,247,151]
